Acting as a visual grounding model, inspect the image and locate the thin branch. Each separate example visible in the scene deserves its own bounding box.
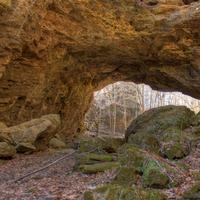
[13,150,76,183]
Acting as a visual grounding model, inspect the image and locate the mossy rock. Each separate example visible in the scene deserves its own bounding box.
[84,184,166,200]
[79,162,120,174]
[142,160,169,189]
[117,144,146,173]
[161,142,189,160]
[160,128,191,160]
[75,153,115,167]
[182,182,200,199]
[113,167,139,186]
[126,105,195,140]
[75,136,124,153]
[128,132,160,154]
[117,144,183,187]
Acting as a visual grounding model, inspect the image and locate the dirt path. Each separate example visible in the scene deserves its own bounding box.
[0,149,112,200]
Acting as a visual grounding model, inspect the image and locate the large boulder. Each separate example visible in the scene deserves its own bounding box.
[117,144,184,187]
[125,106,195,159]
[125,105,195,140]
[0,114,61,151]
[0,142,16,158]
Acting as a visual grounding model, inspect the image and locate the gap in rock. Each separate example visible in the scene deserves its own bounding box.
[85,81,200,138]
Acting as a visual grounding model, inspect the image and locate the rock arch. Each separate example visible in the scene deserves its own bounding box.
[0,0,199,137]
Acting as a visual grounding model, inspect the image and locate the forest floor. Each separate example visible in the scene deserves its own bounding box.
[0,149,115,200]
[0,139,200,200]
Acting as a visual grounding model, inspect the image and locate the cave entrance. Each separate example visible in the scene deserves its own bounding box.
[85,81,200,138]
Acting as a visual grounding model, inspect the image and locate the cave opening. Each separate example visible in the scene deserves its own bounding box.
[85,81,200,138]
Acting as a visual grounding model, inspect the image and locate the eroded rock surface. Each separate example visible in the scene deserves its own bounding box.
[0,142,16,158]
[0,114,61,152]
[0,0,199,137]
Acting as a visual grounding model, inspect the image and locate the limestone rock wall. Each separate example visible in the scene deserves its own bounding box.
[0,0,199,137]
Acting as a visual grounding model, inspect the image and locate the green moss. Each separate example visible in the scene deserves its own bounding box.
[84,184,166,200]
[76,136,124,153]
[117,144,183,188]
[117,144,146,173]
[161,128,191,160]
[84,191,95,200]
[192,112,200,126]
[79,162,120,174]
[75,136,103,153]
[113,167,138,186]
[182,182,200,199]
[192,172,200,181]
[142,160,169,188]
[161,142,189,160]
[86,153,114,161]
[128,132,160,154]
[75,153,115,169]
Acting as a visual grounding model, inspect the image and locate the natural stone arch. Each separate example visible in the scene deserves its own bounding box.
[0,0,199,137]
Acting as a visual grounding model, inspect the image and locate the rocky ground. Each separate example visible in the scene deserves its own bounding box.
[0,105,200,200]
[0,138,199,200]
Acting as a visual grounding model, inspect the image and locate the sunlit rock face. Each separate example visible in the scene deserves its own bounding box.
[0,0,199,137]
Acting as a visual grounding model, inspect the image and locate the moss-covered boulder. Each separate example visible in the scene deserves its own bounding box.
[84,184,166,200]
[79,162,119,174]
[80,153,114,163]
[75,136,124,153]
[75,153,115,169]
[160,128,191,160]
[113,167,139,186]
[117,144,184,187]
[117,144,146,173]
[0,142,16,158]
[182,182,200,199]
[128,132,160,154]
[125,106,195,141]
[142,160,170,188]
